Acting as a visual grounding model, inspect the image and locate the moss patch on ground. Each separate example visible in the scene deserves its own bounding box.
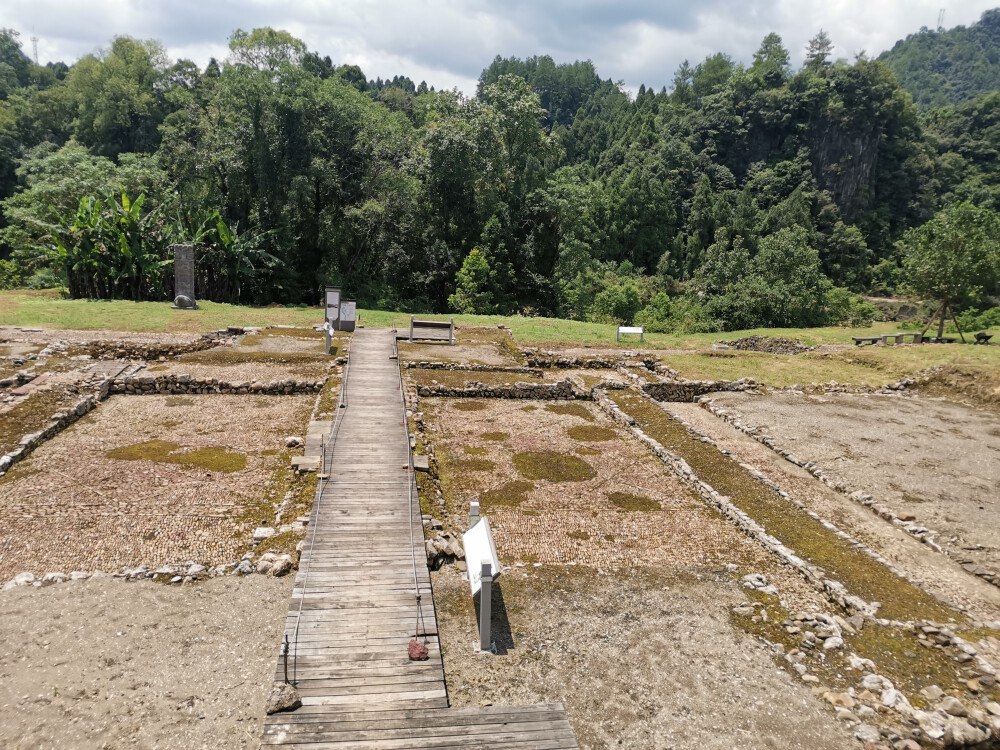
[512,451,596,482]
[567,424,618,442]
[106,440,248,473]
[453,400,487,411]
[451,457,496,473]
[480,480,534,509]
[608,390,960,624]
[606,491,661,511]
[480,431,509,441]
[544,402,594,422]
[732,589,991,708]
[464,446,488,455]
[0,388,80,455]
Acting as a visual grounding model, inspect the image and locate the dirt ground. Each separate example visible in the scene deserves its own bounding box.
[707,391,1000,574]
[0,575,292,750]
[433,564,858,750]
[423,398,824,604]
[0,393,313,579]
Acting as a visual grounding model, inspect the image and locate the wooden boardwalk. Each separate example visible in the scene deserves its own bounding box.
[263,328,577,749]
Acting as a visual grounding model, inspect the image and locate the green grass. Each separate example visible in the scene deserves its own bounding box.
[2,292,997,388]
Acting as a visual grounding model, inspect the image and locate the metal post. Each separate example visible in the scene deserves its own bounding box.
[479,560,492,652]
[469,501,480,529]
[449,318,455,346]
[409,315,414,343]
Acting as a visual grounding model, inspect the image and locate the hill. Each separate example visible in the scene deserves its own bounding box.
[878,8,1000,108]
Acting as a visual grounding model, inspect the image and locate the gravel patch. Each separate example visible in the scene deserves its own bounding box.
[0,393,313,579]
[0,575,291,749]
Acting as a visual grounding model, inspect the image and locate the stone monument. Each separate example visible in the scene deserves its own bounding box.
[171,244,198,309]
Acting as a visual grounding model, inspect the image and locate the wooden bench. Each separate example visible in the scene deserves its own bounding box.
[408,316,455,345]
[617,325,644,343]
[974,332,994,345]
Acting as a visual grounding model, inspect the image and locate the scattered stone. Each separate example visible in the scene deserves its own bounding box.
[234,559,254,576]
[264,682,301,714]
[5,571,36,589]
[939,695,968,717]
[284,436,304,448]
[271,557,293,577]
[822,636,844,650]
[40,572,66,586]
[823,691,856,709]
[921,684,945,701]
[854,724,880,742]
[253,526,276,542]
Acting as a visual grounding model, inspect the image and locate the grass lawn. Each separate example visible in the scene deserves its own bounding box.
[0,290,996,387]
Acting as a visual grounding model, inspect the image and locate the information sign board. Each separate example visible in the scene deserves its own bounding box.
[462,517,501,596]
[325,287,341,324]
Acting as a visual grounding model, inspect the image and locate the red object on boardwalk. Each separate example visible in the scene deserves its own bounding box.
[408,638,429,661]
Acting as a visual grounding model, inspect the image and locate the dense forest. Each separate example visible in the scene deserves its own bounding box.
[879,9,1000,109]
[0,16,998,332]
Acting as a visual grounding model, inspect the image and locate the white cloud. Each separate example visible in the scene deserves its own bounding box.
[4,0,997,96]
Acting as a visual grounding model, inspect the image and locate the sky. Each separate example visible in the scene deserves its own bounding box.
[3,0,998,95]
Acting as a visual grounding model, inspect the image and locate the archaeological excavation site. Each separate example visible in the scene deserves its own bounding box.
[1,317,999,750]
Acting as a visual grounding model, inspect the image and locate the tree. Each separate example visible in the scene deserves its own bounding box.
[66,36,168,156]
[751,33,791,86]
[804,30,834,71]
[448,247,496,314]
[902,202,1000,339]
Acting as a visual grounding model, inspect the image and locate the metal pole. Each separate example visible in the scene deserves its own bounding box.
[409,315,414,343]
[479,560,492,652]
[449,318,455,346]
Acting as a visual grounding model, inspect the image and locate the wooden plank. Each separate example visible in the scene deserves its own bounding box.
[264,328,577,749]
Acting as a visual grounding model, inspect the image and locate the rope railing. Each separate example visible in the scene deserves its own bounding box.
[394,332,430,649]
[288,343,351,685]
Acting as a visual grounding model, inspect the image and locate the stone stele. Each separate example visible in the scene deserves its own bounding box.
[171,244,198,309]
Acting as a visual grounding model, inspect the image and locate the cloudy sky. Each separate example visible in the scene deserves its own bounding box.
[3,0,997,94]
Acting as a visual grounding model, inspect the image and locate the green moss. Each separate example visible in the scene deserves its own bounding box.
[567,530,590,541]
[544,402,594,422]
[160,420,181,429]
[521,405,537,411]
[452,400,487,411]
[480,431,509,441]
[731,590,971,704]
[451,457,495,473]
[416,471,439,517]
[575,447,601,455]
[606,491,661,511]
[567,425,618,442]
[465,446,488,455]
[481,480,534,508]
[106,440,247,473]
[253,530,302,558]
[0,388,78,456]
[513,451,596,482]
[609,390,960,624]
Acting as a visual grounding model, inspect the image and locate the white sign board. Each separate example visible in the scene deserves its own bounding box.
[325,288,341,323]
[462,516,501,597]
[340,301,356,322]
[618,326,643,335]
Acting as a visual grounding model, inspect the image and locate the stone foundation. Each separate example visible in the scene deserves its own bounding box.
[110,374,325,395]
[416,379,580,400]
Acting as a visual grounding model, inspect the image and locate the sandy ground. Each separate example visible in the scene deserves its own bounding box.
[707,391,1000,574]
[434,564,858,750]
[0,575,291,750]
[0,393,313,579]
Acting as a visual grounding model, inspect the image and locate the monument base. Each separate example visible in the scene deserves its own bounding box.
[171,303,199,310]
